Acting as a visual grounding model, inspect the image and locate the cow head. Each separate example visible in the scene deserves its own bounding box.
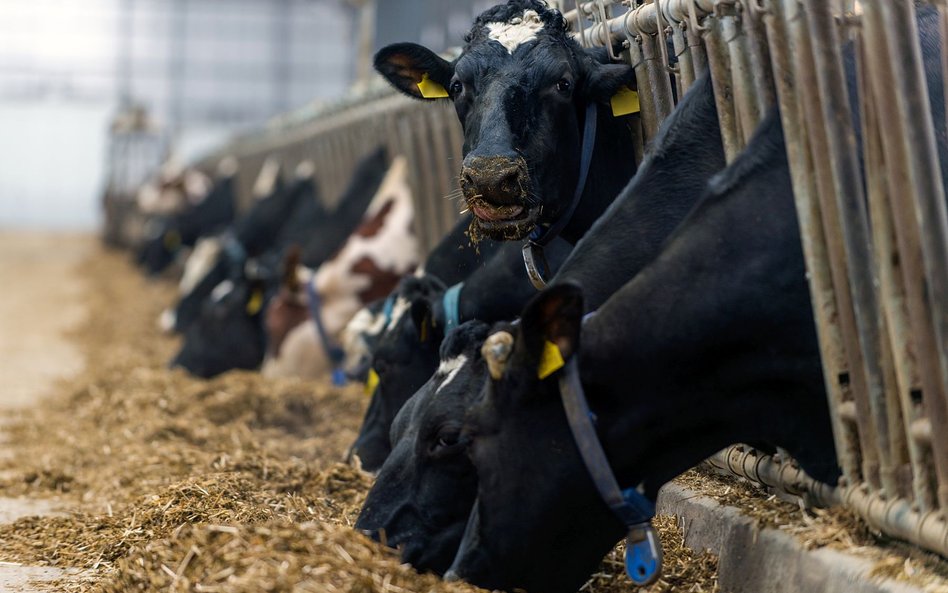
[447,283,624,593]
[264,247,310,360]
[349,274,447,471]
[374,0,634,241]
[137,217,182,276]
[355,321,490,574]
[340,299,389,382]
[170,276,270,379]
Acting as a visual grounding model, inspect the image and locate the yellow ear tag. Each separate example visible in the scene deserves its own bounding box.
[365,368,380,396]
[417,73,449,99]
[420,317,429,343]
[245,289,264,316]
[611,86,640,117]
[163,229,182,251]
[537,340,566,380]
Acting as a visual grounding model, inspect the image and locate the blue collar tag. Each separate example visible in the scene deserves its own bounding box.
[625,523,662,586]
[443,283,463,332]
[382,294,396,326]
[331,367,348,387]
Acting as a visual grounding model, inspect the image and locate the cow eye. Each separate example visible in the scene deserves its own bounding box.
[450,80,463,96]
[556,78,572,94]
[430,426,463,456]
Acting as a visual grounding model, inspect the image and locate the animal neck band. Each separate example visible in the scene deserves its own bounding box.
[523,102,598,289]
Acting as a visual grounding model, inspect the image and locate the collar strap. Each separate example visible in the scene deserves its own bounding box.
[382,294,397,326]
[442,283,463,332]
[222,234,248,277]
[523,102,598,289]
[558,357,662,586]
[304,279,347,386]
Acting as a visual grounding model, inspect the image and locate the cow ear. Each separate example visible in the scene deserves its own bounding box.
[411,298,435,343]
[375,43,455,101]
[582,58,637,104]
[519,283,584,380]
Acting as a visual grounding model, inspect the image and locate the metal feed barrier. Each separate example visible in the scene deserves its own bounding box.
[192,0,948,560]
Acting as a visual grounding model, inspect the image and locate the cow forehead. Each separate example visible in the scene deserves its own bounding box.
[486,9,545,54]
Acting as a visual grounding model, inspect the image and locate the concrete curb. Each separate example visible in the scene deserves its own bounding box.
[657,482,922,593]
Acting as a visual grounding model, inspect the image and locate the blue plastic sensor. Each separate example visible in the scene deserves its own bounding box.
[625,524,662,586]
[331,368,347,387]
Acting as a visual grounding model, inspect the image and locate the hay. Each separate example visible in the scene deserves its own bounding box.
[0,246,719,592]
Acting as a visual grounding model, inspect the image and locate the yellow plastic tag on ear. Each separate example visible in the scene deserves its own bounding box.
[537,340,566,380]
[611,86,640,117]
[246,289,264,316]
[163,229,182,251]
[417,73,449,99]
[365,368,380,396]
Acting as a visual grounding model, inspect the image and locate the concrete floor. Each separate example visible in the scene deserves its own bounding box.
[0,232,92,590]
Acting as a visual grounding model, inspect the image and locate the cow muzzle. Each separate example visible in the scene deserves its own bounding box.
[460,156,537,239]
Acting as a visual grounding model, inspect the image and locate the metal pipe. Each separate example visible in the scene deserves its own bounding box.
[581,0,715,45]
[762,0,861,483]
[703,15,742,161]
[628,36,663,141]
[639,28,677,126]
[719,1,756,144]
[672,21,696,95]
[865,0,948,512]
[803,0,902,497]
[708,445,948,557]
[856,16,936,510]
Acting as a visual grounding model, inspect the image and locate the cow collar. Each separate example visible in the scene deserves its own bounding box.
[222,233,248,277]
[558,356,662,586]
[442,283,464,333]
[304,279,347,386]
[522,102,598,289]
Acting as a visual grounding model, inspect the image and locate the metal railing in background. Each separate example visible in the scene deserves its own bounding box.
[186,0,948,559]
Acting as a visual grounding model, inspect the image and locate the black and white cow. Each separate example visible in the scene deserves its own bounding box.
[166,148,389,334]
[349,238,571,471]
[375,0,639,245]
[137,165,237,276]
[339,213,502,384]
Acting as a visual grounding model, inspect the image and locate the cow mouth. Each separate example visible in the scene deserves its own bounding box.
[465,196,538,240]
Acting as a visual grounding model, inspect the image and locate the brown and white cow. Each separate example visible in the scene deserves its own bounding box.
[262,156,419,379]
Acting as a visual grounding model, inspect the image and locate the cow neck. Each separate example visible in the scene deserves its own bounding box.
[523,102,597,289]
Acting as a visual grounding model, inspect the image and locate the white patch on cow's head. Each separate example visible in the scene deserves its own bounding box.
[210,280,235,302]
[217,156,238,177]
[179,237,223,295]
[386,296,411,332]
[295,159,315,180]
[158,309,177,334]
[486,9,545,54]
[435,354,468,394]
[341,307,388,375]
[253,157,281,199]
[413,267,426,278]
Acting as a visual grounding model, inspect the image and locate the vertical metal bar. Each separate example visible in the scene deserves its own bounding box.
[719,1,755,144]
[864,0,948,512]
[763,0,861,483]
[702,14,742,161]
[787,0,879,489]
[860,48,934,506]
[640,31,676,126]
[740,0,775,118]
[802,0,900,498]
[628,35,662,141]
[672,21,696,94]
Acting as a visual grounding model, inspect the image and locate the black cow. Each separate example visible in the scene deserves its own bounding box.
[447,111,841,592]
[170,275,272,379]
[350,238,571,471]
[137,172,237,276]
[354,71,725,569]
[356,320,492,572]
[375,0,638,244]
